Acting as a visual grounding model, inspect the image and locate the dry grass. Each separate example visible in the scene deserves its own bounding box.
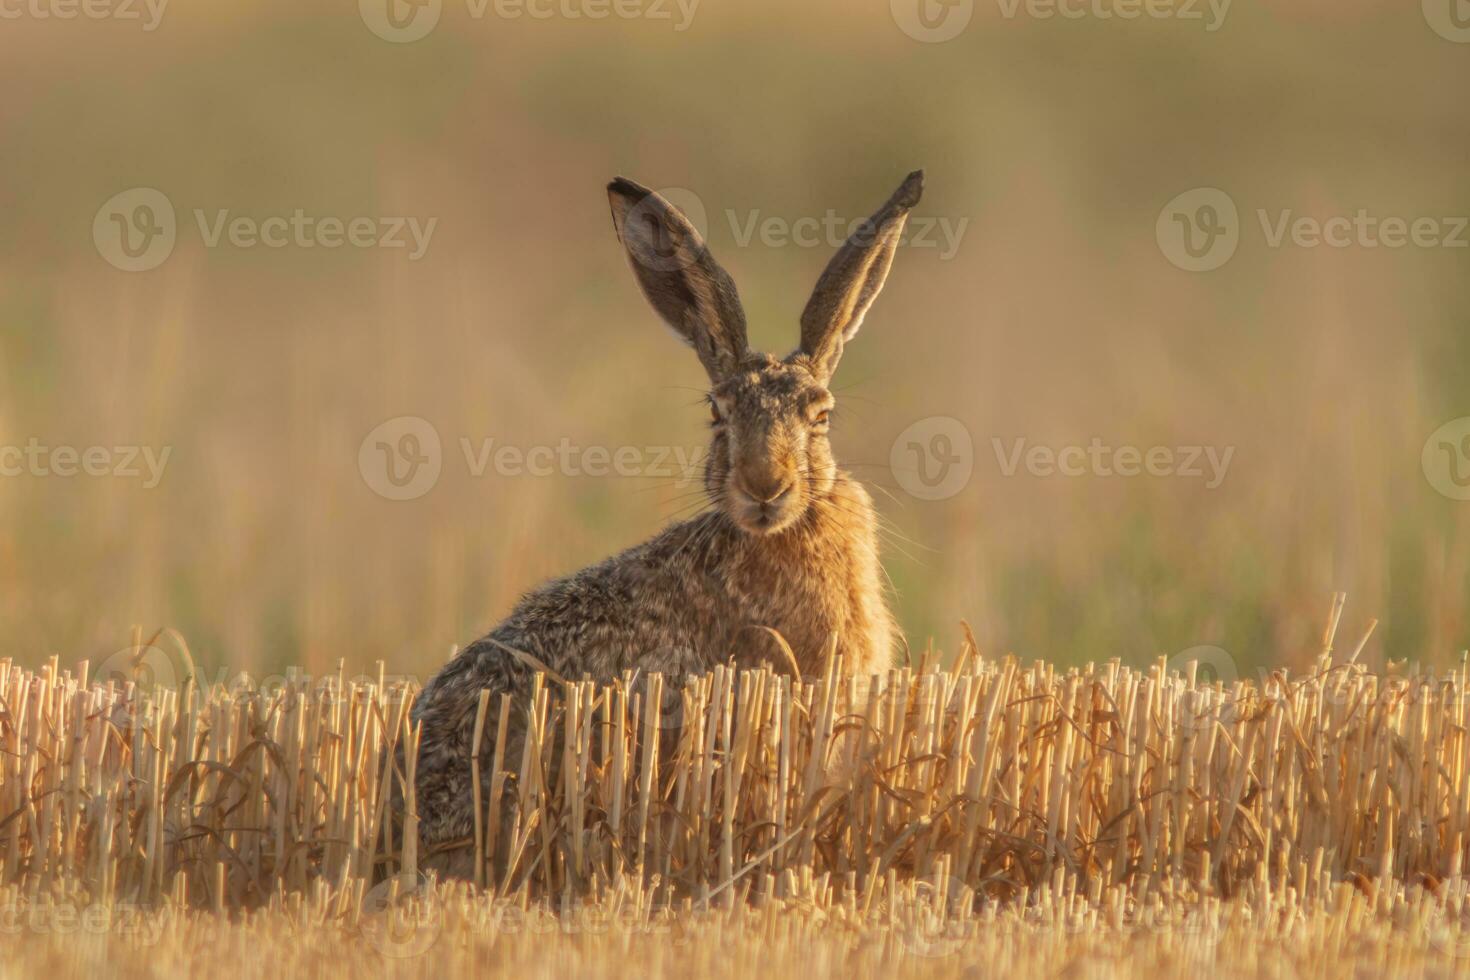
[4,872,1470,979]
[3,607,1470,974]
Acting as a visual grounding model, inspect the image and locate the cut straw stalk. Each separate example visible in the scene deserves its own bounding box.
[1,627,1468,911]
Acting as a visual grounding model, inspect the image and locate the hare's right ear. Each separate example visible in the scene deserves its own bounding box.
[608,178,748,382]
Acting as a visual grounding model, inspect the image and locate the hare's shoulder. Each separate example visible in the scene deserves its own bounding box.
[438,512,734,686]
[512,508,730,613]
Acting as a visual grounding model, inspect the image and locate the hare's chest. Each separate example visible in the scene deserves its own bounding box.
[724,532,891,678]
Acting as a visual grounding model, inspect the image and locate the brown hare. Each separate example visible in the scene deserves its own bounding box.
[407,171,925,874]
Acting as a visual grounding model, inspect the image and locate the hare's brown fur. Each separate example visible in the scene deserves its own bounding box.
[408,172,924,866]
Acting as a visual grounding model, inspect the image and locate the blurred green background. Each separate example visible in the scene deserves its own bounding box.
[0,0,1467,683]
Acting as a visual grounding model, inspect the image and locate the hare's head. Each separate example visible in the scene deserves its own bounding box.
[608,171,923,535]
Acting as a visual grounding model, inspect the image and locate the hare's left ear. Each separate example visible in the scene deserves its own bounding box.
[799,170,924,381]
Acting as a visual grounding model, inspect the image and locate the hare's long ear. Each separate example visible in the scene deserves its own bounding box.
[799,170,924,381]
[608,178,748,382]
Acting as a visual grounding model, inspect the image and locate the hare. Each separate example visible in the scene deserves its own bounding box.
[406,171,925,874]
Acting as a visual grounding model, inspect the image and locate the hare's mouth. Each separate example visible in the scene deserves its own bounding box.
[729,483,801,535]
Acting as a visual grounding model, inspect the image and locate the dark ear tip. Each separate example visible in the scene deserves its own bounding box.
[896,170,925,208]
[608,176,652,202]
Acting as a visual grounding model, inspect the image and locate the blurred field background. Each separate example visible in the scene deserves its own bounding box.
[0,0,1466,684]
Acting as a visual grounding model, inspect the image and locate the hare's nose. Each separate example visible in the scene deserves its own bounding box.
[738,474,794,504]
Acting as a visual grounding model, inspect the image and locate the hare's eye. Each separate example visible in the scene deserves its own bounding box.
[813,410,832,428]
